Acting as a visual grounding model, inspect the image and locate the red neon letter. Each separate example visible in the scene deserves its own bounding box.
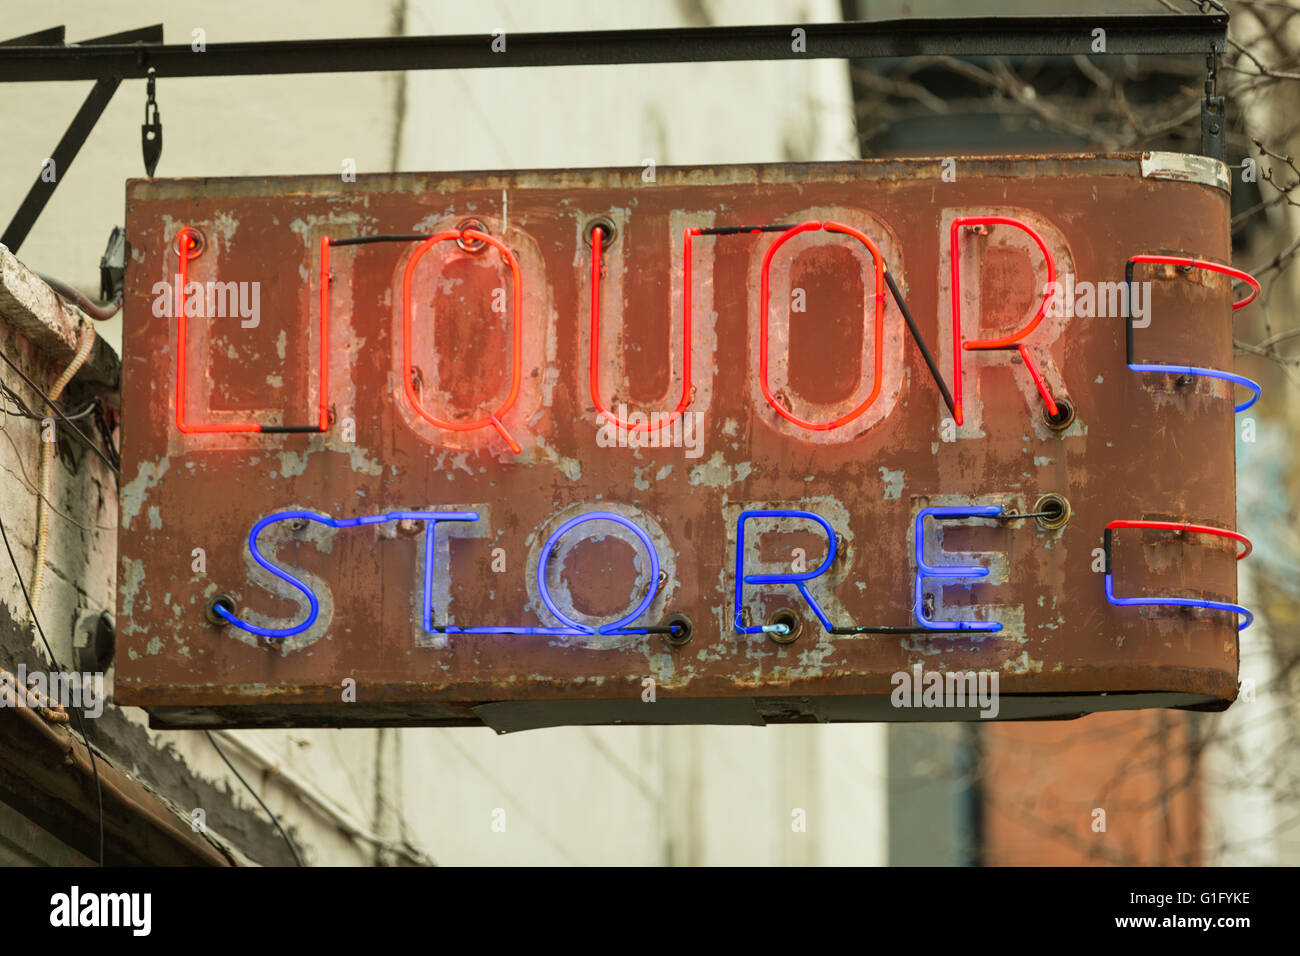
[949,216,1058,426]
[173,226,328,435]
[758,220,886,431]
[401,228,524,454]
[588,224,694,434]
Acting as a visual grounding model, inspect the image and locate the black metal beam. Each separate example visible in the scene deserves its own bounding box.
[0,15,1230,248]
[0,26,66,47]
[1,77,119,253]
[1,25,163,253]
[0,15,1227,83]
[77,23,164,47]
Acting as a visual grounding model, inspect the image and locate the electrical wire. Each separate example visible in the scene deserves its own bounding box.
[0,377,38,418]
[91,399,119,471]
[0,511,103,866]
[53,399,98,421]
[204,730,305,866]
[31,324,94,615]
[0,344,118,474]
[2,377,99,426]
[35,272,123,321]
[216,728,432,865]
[0,426,115,532]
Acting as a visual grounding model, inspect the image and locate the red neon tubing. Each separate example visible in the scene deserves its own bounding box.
[1017,343,1060,419]
[401,228,523,454]
[173,230,251,433]
[757,220,886,431]
[949,216,1057,425]
[1127,255,1260,311]
[1105,520,1251,560]
[173,227,329,435]
[588,225,693,433]
[318,236,330,431]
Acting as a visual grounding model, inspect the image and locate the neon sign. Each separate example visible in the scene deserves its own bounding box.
[170,216,1262,439]
[212,508,677,641]
[214,500,1091,646]
[174,212,1259,647]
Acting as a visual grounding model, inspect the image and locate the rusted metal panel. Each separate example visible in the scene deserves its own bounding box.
[115,153,1243,729]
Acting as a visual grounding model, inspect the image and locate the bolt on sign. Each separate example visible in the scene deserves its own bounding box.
[115,153,1256,731]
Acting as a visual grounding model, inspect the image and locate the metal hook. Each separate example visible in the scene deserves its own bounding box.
[142,67,162,176]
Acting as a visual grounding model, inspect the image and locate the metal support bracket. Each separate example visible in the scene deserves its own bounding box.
[1200,51,1225,163]
[0,24,162,254]
[0,14,1229,247]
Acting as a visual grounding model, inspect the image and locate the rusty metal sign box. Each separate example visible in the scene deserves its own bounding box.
[116,153,1243,730]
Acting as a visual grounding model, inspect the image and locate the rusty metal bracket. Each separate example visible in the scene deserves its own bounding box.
[1201,50,1225,163]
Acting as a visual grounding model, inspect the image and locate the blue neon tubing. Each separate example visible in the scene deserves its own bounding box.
[734,509,837,633]
[213,510,479,639]
[913,506,1003,632]
[426,509,662,636]
[536,511,658,635]
[1128,363,1261,413]
[1104,574,1253,631]
[216,508,663,640]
